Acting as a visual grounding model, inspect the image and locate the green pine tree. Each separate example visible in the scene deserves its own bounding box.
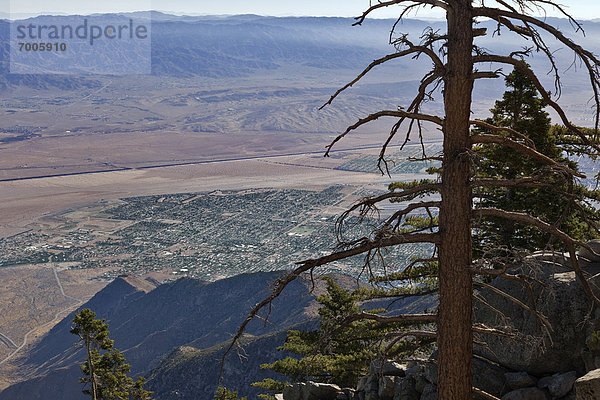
[71,309,152,400]
[253,277,434,395]
[472,66,599,252]
[214,386,247,400]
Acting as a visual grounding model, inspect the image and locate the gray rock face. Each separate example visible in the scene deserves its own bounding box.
[404,365,426,394]
[378,376,396,400]
[575,369,600,400]
[419,384,437,400]
[422,355,507,396]
[361,376,379,400]
[505,372,538,390]
[340,389,355,400]
[283,382,342,400]
[537,371,577,398]
[404,364,424,379]
[579,240,600,266]
[501,387,548,400]
[283,384,304,400]
[413,375,427,394]
[393,377,419,400]
[357,377,368,393]
[474,260,597,375]
[473,357,508,396]
[423,362,437,385]
[370,360,407,377]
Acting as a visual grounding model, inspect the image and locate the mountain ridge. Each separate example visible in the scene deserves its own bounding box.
[0,271,325,399]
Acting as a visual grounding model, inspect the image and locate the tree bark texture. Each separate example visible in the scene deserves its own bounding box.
[438,2,475,398]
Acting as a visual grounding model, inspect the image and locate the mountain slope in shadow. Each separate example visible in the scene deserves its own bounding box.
[0,271,316,400]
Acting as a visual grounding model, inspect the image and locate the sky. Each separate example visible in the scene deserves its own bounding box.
[3,0,600,20]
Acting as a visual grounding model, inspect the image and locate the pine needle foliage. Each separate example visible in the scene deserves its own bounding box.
[253,277,435,395]
[472,66,600,252]
[71,308,152,400]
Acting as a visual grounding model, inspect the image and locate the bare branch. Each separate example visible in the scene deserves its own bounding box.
[470,133,583,177]
[339,311,437,325]
[473,387,501,400]
[473,208,600,308]
[360,287,439,300]
[337,185,440,243]
[372,257,438,283]
[567,243,600,309]
[343,182,441,218]
[320,53,401,110]
[473,178,552,189]
[353,0,448,26]
[491,11,563,95]
[320,39,444,110]
[472,177,552,188]
[309,232,441,265]
[474,292,508,325]
[527,1,585,31]
[324,110,443,157]
[475,6,600,120]
[474,8,599,67]
[473,280,552,333]
[470,119,535,148]
[473,71,501,79]
[474,207,579,247]
[472,323,516,337]
[382,323,515,365]
[220,230,439,375]
[382,330,437,356]
[408,156,443,162]
[220,269,311,378]
[376,71,443,173]
[383,200,441,229]
[474,55,600,147]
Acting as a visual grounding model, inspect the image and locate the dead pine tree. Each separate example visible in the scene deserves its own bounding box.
[223,1,600,399]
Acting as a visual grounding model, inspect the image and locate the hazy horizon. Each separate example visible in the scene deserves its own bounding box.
[3,0,599,21]
[2,10,600,24]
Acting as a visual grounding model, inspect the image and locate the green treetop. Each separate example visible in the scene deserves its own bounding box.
[214,386,247,400]
[253,277,434,397]
[71,308,152,400]
[473,66,599,252]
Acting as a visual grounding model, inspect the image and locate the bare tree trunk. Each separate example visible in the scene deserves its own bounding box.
[85,339,98,400]
[438,2,474,399]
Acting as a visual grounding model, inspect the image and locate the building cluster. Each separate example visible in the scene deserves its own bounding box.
[0,186,433,281]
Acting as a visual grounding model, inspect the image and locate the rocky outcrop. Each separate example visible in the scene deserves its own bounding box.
[280,362,582,400]
[505,372,537,390]
[280,244,600,400]
[283,382,342,400]
[578,239,600,267]
[501,387,547,400]
[537,371,577,398]
[575,368,600,399]
[473,253,600,375]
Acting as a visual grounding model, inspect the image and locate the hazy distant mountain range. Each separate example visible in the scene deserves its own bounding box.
[0,13,597,144]
[0,12,395,84]
[2,12,599,84]
[1,12,599,137]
